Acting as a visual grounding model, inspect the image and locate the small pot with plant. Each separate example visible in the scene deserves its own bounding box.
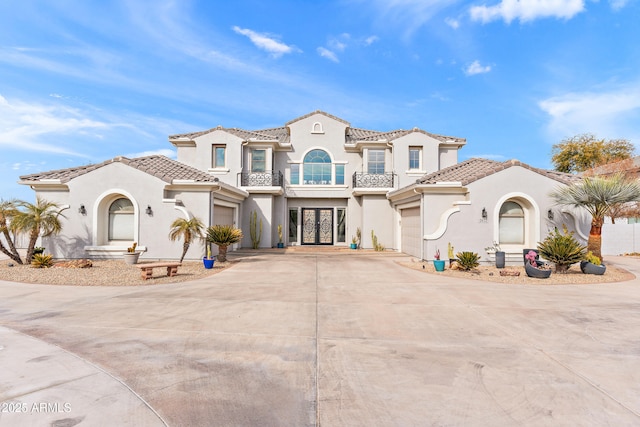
[350,236,358,249]
[580,251,606,275]
[485,241,505,268]
[447,242,456,267]
[277,224,284,248]
[524,250,552,278]
[433,249,445,272]
[203,244,215,269]
[123,242,140,265]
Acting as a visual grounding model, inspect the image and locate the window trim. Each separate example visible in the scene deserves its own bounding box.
[212,144,226,169]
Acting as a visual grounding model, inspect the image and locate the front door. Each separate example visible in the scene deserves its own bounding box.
[302,208,333,245]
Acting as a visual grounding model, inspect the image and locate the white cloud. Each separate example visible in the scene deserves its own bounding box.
[364,35,380,46]
[317,47,339,63]
[0,94,108,156]
[464,60,492,75]
[609,0,629,10]
[445,17,460,29]
[470,0,585,24]
[365,0,464,37]
[232,26,300,58]
[538,85,640,141]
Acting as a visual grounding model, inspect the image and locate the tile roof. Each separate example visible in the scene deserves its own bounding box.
[168,111,464,146]
[20,156,220,184]
[418,158,582,186]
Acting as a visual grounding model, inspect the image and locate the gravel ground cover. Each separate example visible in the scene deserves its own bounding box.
[399,259,635,285]
[0,259,235,286]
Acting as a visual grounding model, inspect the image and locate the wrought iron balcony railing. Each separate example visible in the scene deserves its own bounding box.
[352,172,395,188]
[240,170,283,187]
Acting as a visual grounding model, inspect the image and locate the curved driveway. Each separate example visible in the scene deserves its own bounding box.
[1,252,640,426]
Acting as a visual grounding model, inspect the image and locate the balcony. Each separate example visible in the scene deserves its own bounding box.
[240,170,283,187]
[352,172,395,188]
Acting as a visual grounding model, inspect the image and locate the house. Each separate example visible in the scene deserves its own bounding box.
[18,110,590,263]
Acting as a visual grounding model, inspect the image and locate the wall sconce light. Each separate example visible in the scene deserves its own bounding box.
[78,204,86,215]
[145,205,153,216]
[481,208,487,221]
[548,209,554,220]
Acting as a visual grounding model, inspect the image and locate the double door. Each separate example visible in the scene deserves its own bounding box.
[302,208,333,245]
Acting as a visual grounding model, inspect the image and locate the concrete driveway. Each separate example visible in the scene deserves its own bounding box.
[1,252,640,426]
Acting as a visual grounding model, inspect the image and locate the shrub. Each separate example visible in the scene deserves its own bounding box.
[585,251,601,265]
[371,230,384,251]
[456,251,480,270]
[31,253,53,268]
[206,225,243,262]
[537,226,586,273]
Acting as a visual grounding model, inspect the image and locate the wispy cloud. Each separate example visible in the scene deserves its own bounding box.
[317,33,379,62]
[538,84,640,141]
[125,148,177,159]
[445,17,460,29]
[470,0,585,24]
[609,0,629,10]
[364,0,464,37]
[464,60,492,75]
[317,47,339,63]
[232,26,300,58]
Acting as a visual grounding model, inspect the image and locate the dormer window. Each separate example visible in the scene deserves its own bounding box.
[311,122,324,134]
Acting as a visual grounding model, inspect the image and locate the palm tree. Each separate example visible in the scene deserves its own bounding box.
[10,197,66,263]
[168,217,205,263]
[550,173,640,262]
[0,199,23,264]
[206,225,243,262]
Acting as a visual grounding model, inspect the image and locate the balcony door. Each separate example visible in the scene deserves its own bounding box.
[302,208,333,245]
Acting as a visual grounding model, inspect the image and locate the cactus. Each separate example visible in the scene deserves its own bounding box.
[371,230,384,251]
[447,242,454,259]
[250,210,262,249]
[127,242,137,253]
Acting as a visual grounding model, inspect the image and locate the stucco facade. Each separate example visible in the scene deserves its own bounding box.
[19,111,589,264]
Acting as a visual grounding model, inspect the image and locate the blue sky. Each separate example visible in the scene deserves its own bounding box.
[1,0,639,200]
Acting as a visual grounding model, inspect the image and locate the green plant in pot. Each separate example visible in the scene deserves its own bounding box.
[203,245,215,269]
[123,242,140,265]
[277,224,284,248]
[350,236,358,249]
[580,251,606,275]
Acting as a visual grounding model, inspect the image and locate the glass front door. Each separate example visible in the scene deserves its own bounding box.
[302,208,333,245]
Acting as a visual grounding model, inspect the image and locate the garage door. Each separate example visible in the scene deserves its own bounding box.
[214,205,234,226]
[401,207,421,257]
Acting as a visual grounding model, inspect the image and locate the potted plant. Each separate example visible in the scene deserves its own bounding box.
[123,242,140,265]
[484,241,505,268]
[580,251,606,275]
[524,250,552,278]
[350,236,358,249]
[433,249,445,272]
[277,224,284,248]
[203,244,215,269]
[355,227,361,249]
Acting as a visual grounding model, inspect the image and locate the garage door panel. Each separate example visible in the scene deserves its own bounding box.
[401,207,420,257]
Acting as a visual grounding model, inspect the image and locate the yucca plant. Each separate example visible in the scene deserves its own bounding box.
[206,225,243,262]
[456,251,480,271]
[31,253,54,268]
[537,226,586,273]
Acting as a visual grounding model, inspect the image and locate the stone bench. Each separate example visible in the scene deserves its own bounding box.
[135,262,182,280]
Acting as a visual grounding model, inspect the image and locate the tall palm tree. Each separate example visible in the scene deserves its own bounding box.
[550,173,640,262]
[168,217,205,263]
[0,199,23,264]
[10,197,66,263]
[206,225,243,262]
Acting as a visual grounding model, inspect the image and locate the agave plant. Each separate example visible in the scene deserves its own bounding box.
[456,251,480,271]
[206,225,243,262]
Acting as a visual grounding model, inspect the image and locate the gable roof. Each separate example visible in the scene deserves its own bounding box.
[418,158,582,186]
[19,155,221,184]
[169,110,465,146]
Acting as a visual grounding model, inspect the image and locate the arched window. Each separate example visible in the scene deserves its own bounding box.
[303,149,332,185]
[108,198,134,240]
[499,201,524,244]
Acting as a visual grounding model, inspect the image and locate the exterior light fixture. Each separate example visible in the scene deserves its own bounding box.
[548,209,554,220]
[481,208,487,221]
[146,205,153,216]
[78,204,86,215]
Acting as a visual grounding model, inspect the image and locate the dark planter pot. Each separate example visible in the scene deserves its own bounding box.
[523,249,539,266]
[277,242,284,248]
[525,262,551,279]
[495,251,506,269]
[203,258,215,269]
[350,243,358,249]
[433,260,446,272]
[580,261,606,275]
[32,248,45,260]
